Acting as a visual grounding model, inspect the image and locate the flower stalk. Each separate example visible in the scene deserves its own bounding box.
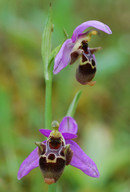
[44,78,52,129]
[48,184,57,192]
[41,4,53,129]
[41,5,56,192]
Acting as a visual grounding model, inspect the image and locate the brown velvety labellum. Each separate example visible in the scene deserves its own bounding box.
[76,63,96,85]
[37,132,73,184]
[39,156,66,183]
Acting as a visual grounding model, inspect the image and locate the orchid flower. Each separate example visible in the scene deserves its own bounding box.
[53,20,112,85]
[18,116,100,184]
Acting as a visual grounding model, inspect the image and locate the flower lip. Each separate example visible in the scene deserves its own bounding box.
[72,20,112,43]
[76,62,96,85]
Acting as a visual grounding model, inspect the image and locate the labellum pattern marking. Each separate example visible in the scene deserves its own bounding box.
[37,130,73,184]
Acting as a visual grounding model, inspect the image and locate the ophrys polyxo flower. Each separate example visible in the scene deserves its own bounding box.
[53,20,112,85]
[18,116,100,184]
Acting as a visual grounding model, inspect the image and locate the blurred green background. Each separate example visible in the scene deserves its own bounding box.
[0,0,130,192]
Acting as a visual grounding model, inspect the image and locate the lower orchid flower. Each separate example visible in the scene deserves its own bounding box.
[53,20,112,85]
[18,116,100,184]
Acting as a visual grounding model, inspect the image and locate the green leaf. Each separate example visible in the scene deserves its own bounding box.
[41,4,53,80]
[48,43,62,70]
[48,37,66,71]
[63,28,69,39]
[66,90,82,117]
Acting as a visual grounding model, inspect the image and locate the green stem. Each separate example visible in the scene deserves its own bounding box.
[44,75,56,192]
[42,5,56,191]
[48,184,57,192]
[45,78,52,129]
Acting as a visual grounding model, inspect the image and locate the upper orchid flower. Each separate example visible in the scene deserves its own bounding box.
[18,116,100,184]
[53,20,112,85]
